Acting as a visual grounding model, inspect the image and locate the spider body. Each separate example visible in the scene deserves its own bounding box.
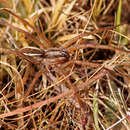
[18,47,70,65]
[42,48,70,64]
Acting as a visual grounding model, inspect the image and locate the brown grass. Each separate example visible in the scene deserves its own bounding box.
[0,0,130,129]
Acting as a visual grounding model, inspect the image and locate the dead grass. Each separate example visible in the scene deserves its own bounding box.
[0,0,130,129]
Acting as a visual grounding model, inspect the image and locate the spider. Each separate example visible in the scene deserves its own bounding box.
[0,8,130,125]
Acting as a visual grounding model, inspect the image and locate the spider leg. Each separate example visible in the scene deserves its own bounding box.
[61,25,122,49]
[67,43,130,54]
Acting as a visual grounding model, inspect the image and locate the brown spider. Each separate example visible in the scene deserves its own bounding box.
[0,8,130,128]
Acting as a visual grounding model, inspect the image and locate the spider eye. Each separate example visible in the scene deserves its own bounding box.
[60,51,70,59]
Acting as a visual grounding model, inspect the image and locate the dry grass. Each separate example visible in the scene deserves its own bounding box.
[0,0,130,129]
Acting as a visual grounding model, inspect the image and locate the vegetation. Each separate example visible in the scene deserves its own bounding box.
[0,0,130,129]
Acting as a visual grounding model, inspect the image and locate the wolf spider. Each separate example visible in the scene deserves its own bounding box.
[0,8,130,122]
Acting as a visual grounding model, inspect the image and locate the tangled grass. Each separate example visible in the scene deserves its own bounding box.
[0,0,130,129]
